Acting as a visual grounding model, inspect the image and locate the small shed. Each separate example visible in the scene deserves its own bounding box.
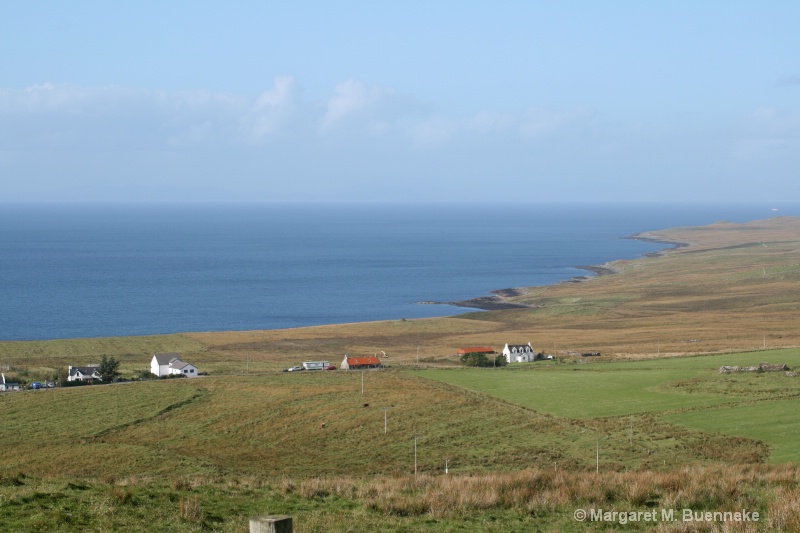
[341,356,383,371]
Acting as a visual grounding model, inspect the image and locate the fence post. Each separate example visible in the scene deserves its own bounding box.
[250,515,292,533]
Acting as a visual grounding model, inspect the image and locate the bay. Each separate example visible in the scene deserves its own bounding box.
[0,202,794,341]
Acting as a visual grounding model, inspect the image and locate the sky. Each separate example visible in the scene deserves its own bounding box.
[1,1,798,204]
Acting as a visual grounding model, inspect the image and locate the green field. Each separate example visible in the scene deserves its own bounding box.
[418,348,800,464]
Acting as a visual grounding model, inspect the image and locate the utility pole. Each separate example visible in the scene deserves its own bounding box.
[596,440,599,473]
[630,416,633,447]
[413,436,419,477]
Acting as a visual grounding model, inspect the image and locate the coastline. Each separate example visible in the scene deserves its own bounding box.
[424,231,693,312]
[419,288,532,311]
[625,232,691,257]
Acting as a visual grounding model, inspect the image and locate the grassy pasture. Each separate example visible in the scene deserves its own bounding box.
[663,400,800,464]
[418,348,800,463]
[0,369,795,531]
[1,371,606,479]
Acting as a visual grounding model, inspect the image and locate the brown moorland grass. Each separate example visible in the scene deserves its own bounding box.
[2,463,797,531]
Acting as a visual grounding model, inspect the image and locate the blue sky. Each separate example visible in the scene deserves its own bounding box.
[1,1,798,203]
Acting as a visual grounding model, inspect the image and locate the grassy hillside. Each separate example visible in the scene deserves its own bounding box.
[2,367,797,531]
[3,217,800,530]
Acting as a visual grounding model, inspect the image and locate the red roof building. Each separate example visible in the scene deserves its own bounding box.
[341,356,383,370]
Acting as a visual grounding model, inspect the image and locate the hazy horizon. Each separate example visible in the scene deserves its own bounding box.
[2,2,798,204]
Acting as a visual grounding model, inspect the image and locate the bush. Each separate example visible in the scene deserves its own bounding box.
[459,353,507,368]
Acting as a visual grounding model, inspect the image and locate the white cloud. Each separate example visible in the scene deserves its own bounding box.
[462,111,512,134]
[243,76,298,139]
[1,80,597,155]
[317,79,426,137]
[409,116,457,146]
[519,107,589,137]
[318,79,391,134]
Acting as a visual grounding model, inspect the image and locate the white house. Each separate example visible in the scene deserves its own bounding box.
[0,373,20,391]
[503,342,535,363]
[151,353,199,378]
[68,365,102,382]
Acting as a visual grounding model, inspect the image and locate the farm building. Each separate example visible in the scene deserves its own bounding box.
[0,373,20,391]
[68,365,102,382]
[341,355,383,371]
[503,342,535,363]
[151,353,199,378]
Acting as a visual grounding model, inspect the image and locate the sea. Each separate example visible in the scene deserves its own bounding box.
[1,202,796,341]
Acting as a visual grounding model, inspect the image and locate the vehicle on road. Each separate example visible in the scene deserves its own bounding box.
[30,382,43,389]
[284,366,304,372]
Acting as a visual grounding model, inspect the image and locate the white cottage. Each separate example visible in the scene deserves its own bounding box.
[150,353,199,378]
[68,365,102,382]
[503,342,535,363]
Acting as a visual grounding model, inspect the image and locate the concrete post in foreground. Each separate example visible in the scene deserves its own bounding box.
[250,515,292,533]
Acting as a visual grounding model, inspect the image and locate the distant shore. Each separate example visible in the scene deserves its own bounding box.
[420,231,692,312]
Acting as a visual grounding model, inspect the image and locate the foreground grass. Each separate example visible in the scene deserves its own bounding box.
[2,464,799,531]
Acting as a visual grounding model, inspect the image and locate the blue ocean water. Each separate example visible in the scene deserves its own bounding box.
[0,202,795,341]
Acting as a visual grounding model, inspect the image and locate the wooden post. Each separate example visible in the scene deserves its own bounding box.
[250,515,292,533]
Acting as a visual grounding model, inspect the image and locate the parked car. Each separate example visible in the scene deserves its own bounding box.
[324,365,336,370]
[30,382,43,389]
[285,366,304,372]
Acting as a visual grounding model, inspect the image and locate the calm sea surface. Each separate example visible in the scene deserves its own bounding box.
[0,203,795,341]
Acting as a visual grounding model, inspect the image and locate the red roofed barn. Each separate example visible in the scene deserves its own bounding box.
[341,355,383,370]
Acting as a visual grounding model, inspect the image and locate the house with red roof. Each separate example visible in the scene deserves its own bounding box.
[341,355,383,370]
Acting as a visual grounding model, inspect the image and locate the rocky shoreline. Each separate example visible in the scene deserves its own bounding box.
[419,266,624,311]
[626,233,690,257]
[419,288,533,311]
[420,232,692,312]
